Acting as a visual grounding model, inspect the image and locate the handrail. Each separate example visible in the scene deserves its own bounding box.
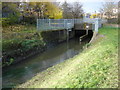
[37,18,107,31]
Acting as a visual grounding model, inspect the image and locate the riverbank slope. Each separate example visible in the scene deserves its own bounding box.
[17,26,118,88]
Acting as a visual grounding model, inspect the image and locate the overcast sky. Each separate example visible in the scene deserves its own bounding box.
[56,0,119,13]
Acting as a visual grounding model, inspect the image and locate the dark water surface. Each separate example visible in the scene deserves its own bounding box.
[3,38,90,88]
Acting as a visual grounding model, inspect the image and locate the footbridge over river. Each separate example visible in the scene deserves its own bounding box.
[37,18,107,31]
[37,18,107,42]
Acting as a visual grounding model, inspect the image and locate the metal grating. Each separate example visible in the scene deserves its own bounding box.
[37,18,107,31]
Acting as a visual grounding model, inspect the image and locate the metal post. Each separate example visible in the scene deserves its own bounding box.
[49,19,50,26]
[64,19,66,28]
[95,18,98,32]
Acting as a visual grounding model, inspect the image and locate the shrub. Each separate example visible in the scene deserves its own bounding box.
[2,18,10,27]
[21,39,45,51]
[21,16,36,25]
[2,13,20,27]
[2,39,22,52]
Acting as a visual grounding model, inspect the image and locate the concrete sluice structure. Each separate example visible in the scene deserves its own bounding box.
[37,18,107,43]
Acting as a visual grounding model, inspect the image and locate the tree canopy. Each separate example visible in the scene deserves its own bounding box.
[2,1,84,25]
[2,2,63,25]
[100,2,118,19]
[61,1,83,19]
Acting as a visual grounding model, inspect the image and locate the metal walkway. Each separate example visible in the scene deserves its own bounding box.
[37,18,107,32]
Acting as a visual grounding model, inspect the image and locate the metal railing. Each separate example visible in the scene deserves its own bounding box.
[37,18,107,32]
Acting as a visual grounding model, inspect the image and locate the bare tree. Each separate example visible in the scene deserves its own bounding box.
[71,2,84,19]
[61,1,72,19]
[100,2,118,19]
[61,1,83,19]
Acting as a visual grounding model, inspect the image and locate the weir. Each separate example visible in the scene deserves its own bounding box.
[37,18,107,43]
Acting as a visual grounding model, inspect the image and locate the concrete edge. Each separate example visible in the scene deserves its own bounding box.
[89,31,98,44]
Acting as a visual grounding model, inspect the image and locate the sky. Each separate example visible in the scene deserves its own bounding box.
[82,2,103,13]
[56,0,119,14]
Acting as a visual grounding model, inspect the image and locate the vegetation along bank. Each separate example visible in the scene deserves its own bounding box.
[2,25,75,67]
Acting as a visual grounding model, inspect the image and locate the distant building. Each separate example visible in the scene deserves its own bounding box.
[100,8,118,19]
[84,13,91,18]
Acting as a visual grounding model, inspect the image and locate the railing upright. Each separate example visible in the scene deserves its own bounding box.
[95,18,99,32]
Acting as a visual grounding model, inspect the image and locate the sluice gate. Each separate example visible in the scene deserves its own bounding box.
[37,18,107,43]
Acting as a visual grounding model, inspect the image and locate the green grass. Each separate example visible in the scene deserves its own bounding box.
[17,26,118,88]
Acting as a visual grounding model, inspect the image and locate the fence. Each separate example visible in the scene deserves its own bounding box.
[37,18,107,32]
[37,19,74,30]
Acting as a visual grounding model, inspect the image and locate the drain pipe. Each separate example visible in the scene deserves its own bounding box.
[79,25,89,42]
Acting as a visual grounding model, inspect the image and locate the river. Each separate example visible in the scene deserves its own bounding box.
[3,37,91,88]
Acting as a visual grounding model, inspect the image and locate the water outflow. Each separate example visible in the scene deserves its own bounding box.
[3,38,91,88]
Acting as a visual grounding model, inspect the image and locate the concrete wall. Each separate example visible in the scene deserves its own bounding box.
[41,29,75,48]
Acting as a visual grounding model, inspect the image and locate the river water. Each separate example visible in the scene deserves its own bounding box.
[3,37,90,88]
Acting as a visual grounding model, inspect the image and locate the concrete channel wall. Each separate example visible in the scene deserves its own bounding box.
[41,29,75,52]
[41,29,75,48]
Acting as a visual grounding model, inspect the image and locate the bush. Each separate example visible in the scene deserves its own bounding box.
[21,16,36,25]
[21,39,45,51]
[2,18,10,27]
[2,39,22,52]
[2,13,20,27]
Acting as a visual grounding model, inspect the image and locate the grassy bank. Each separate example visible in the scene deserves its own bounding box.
[2,25,45,67]
[17,26,118,88]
